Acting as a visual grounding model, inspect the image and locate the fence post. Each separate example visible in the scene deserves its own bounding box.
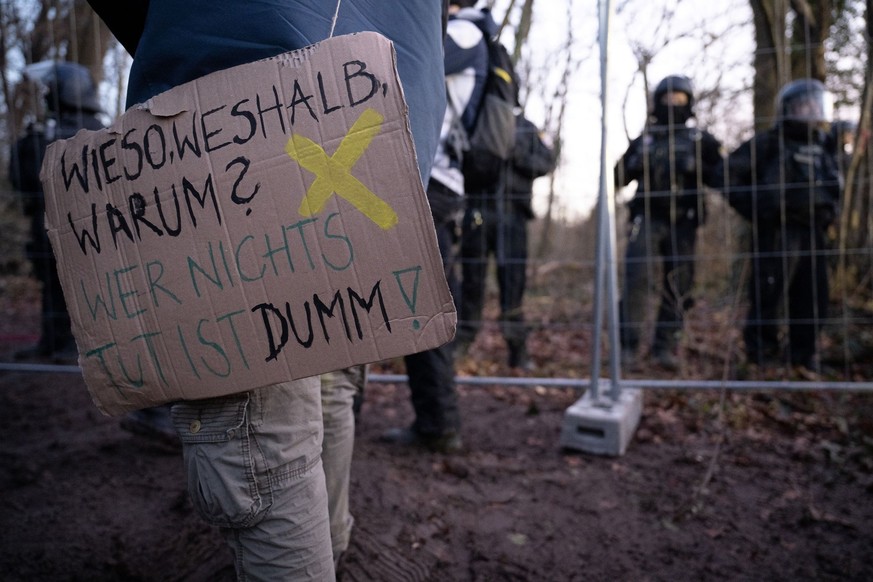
[559,0,642,456]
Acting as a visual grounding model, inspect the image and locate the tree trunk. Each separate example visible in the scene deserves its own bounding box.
[70,0,114,86]
[837,0,873,289]
[749,0,789,129]
[789,0,830,80]
[4,0,114,139]
[512,0,535,65]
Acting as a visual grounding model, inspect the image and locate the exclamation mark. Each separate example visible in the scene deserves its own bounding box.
[393,266,422,330]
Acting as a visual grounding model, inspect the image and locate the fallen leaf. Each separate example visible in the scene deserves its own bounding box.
[508,533,528,546]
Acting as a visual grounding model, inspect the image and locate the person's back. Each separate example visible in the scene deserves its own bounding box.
[429,5,490,213]
[124,0,445,184]
[89,1,447,579]
[504,115,555,218]
[380,0,490,455]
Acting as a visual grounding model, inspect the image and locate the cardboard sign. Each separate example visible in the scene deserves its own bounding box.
[40,32,455,416]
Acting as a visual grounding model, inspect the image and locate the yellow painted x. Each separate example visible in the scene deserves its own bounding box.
[285,107,398,230]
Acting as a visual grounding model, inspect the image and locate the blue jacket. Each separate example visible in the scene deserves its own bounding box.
[89,0,446,184]
[445,8,491,131]
[430,7,490,194]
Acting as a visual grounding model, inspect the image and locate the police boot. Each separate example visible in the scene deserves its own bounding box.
[508,341,531,370]
[652,348,680,372]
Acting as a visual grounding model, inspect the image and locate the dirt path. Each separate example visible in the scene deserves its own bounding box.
[1,361,872,581]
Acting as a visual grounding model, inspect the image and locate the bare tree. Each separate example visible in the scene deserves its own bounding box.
[2,0,114,143]
[614,0,753,144]
[748,0,844,126]
[836,0,873,291]
[534,11,576,258]
[748,0,789,128]
[511,0,534,65]
[531,0,587,257]
[789,0,833,80]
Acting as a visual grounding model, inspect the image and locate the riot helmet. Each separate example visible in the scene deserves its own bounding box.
[24,61,102,116]
[652,75,694,126]
[775,78,832,132]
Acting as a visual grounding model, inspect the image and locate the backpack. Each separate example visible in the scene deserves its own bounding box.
[458,35,519,193]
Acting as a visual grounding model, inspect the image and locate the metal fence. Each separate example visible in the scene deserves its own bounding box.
[1,1,872,402]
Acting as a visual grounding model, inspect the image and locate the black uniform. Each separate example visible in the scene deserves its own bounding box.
[10,111,104,357]
[458,114,554,367]
[396,7,490,447]
[615,123,723,361]
[725,123,841,368]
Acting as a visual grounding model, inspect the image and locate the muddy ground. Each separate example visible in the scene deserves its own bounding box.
[1,276,873,581]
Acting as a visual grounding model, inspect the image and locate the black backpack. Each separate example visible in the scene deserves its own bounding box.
[458,35,519,193]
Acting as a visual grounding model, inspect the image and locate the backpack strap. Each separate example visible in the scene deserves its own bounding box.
[444,84,470,165]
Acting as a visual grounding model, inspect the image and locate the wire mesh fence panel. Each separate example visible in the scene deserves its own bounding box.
[1,1,871,394]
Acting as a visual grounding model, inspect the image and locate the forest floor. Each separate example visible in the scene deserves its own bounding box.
[2,272,873,581]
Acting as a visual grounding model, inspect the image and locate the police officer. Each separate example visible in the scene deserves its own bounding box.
[9,62,105,360]
[724,78,841,370]
[457,113,554,369]
[615,75,723,370]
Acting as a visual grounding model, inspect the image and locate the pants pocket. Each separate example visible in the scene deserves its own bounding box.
[171,394,271,529]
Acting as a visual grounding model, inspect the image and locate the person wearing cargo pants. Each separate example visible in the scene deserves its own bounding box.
[87,0,447,579]
[171,379,333,579]
[170,365,365,577]
[320,365,367,568]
